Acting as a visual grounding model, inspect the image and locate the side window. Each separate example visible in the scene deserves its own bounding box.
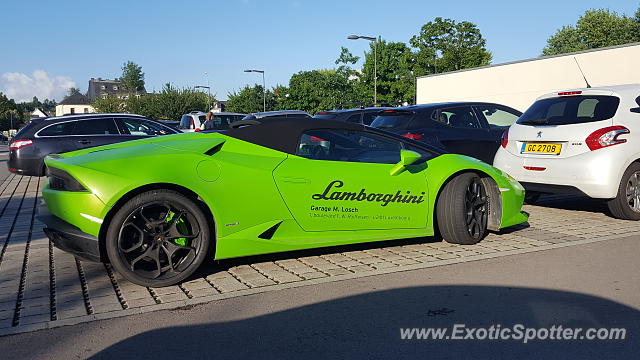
[120,118,168,136]
[210,115,236,128]
[73,118,119,135]
[297,130,402,164]
[38,121,77,136]
[345,114,362,123]
[361,112,377,125]
[432,107,481,129]
[475,106,520,128]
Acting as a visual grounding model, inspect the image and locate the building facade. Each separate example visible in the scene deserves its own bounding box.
[416,42,640,112]
[87,78,147,101]
[55,93,95,116]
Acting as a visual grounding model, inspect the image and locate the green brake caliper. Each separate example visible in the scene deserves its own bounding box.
[166,211,189,246]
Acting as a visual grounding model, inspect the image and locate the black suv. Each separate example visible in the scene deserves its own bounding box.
[313,107,389,125]
[370,102,522,164]
[8,113,179,176]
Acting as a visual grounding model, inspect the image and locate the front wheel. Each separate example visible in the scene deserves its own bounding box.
[436,173,489,245]
[106,190,211,287]
[607,163,640,220]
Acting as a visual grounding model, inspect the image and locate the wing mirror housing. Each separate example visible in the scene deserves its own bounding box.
[390,150,423,176]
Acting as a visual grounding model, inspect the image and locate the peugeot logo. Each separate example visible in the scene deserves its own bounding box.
[537,131,542,138]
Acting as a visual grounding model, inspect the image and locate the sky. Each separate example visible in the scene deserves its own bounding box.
[2,0,639,102]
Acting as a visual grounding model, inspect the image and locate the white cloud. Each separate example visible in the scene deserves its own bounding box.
[0,70,77,102]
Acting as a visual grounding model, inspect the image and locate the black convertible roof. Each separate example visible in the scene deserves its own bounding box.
[223,115,365,154]
[219,115,444,156]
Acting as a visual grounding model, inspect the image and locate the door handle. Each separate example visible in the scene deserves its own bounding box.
[77,140,91,145]
[279,177,310,184]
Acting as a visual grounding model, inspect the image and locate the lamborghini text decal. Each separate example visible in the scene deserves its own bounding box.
[312,180,425,207]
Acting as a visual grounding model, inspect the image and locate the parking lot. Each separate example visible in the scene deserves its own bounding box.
[0,166,638,337]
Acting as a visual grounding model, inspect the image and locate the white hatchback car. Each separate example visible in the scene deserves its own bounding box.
[494,84,640,220]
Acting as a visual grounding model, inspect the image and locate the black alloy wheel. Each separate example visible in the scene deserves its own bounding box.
[464,178,488,240]
[106,190,210,287]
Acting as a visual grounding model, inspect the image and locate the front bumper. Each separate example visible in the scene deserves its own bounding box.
[38,203,102,262]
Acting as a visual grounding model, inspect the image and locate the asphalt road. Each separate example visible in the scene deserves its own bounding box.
[1,234,638,359]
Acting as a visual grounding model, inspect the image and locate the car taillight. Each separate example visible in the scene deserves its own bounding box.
[524,166,546,171]
[402,133,423,140]
[9,139,33,150]
[501,129,509,148]
[585,126,630,151]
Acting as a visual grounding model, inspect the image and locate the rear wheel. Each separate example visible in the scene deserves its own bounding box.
[106,190,210,287]
[607,163,640,220]
[436,173,488,245]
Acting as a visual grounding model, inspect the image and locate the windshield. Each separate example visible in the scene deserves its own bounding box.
[179,115,192,129]
[517,95,620,126]
[313,113,337,119]
[370,113,414,129]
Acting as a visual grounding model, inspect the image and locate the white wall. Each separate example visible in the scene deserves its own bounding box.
[416,43,640,112]
[55,104,95,117]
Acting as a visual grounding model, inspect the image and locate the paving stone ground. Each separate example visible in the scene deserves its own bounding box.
[0,174,636,336]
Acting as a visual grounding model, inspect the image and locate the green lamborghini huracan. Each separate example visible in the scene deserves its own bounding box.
[39,116,528,287]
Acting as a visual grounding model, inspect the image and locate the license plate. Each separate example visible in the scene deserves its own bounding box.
[521,142,562,155]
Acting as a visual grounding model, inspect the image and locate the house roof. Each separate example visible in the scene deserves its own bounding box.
[59,92,90,105]
[87,78,147,100]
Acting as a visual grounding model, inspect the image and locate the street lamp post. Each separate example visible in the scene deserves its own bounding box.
[204,72,211,111]
[244,69,266,112]
[348,34,377,105]
[194,85,211,111]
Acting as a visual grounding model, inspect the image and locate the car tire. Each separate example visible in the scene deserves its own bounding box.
[607,163,640,220]
[524,191,541,205]
[106,190,211,287]
[436,172,488,245]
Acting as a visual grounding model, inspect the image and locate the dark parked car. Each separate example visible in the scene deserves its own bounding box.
[157,120,180,129]
[242,110,311,120]
[313,107,389,125]
[8,113,180,176]
[370,102,522,164]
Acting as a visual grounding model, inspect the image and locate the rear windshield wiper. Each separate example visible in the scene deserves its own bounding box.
[518,119,549,125]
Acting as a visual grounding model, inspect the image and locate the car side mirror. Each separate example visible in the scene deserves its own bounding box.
[390,150,422,176]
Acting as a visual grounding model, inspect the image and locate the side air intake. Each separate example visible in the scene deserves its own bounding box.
[258,222,282,239]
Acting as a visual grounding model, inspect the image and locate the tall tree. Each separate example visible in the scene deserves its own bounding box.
[359,39,415,105]
[542,8,640,56]
[226,85,275,114]
[277,70,360,113]
[121,61,146,94]
[335,46,360,78]
[410,17,492,75]
[0,92,25,130]
[68,87,81,96]
[92,84,212,120]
